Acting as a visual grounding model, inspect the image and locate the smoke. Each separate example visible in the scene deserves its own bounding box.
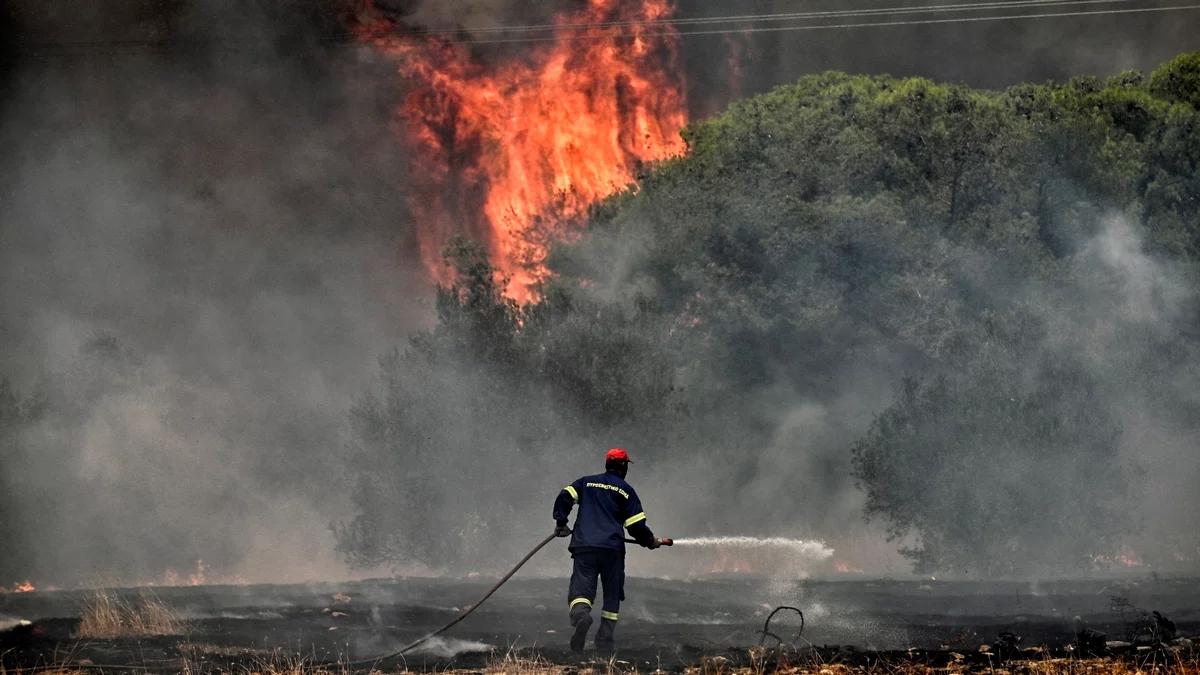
[1066,217,1200,568]
[0,0,427,584]
[371,0,560,36]
[410,637,494,657]
[556,201,1200,578]
[673,0,1198,114]
[3,0,1199,586]
[370,0,1199,117]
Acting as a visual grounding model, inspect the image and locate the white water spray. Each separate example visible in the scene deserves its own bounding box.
[672,537,834,561]
[666,536,835,583]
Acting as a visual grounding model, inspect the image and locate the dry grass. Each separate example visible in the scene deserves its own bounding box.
[74,587,188,638]
[485,648,561,675]
[678,652,1200,675]
[237,650,360,675]
[0,642,94,675]
[180,642,277,659]
[4,655,1200,675]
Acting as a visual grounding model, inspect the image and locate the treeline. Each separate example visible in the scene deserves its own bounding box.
[338,53,1200,575]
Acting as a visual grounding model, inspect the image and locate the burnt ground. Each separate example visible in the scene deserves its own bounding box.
[1,576,1198,672]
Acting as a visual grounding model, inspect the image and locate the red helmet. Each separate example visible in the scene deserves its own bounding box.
[605,447,632,463]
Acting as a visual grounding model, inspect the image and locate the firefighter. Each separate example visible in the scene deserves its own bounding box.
[552,447,666,654]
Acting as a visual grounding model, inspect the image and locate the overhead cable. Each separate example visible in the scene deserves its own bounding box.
[440,3,1200,45]
[361,0,1137,38]
[8,1,1196,56]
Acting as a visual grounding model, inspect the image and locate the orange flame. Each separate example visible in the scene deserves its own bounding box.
[708,553,755,575]
[351,0,688,300]
[157,559,246,587]
[833,560,864,574]
[1093,546,1145,569]
[0,561,251,592]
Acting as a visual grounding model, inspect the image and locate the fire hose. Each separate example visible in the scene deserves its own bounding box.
[343,533,672,668]
[343,531,558,667]
[9,532,676,672]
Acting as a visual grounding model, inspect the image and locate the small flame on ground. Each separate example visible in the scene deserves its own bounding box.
[155,559,246,587]
[163,559,208,587]
[833,560,864,574]
[97,560,247,589]
[1092,546,1145,569]
[3,561,247,592]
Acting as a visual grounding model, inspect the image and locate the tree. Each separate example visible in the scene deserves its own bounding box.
[1149,52,1200,110]
[851,311,1127,575]
[339,53,1200,574]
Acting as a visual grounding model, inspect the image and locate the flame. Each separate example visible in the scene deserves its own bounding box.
[833,560,864,574]
[708,552,756,575]
[1093,546,1145,569]
[351,0,688,301]
[0,561,250,592]
[157,559,246,587]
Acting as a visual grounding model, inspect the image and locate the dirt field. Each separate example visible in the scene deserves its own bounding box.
[1,576,1196,672]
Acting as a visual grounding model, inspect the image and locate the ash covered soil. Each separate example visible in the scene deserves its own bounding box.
[1,576,1197,671]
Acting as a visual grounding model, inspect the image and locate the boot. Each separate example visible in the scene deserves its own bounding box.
[569,604,593,653]
[594,617,617,654]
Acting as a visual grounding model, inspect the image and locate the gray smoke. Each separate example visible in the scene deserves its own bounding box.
[365,0,1199,117]
[0,0,428,584]
[2,0,1197,585]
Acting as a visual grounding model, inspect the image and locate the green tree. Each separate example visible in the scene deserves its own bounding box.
[340,53,1200,574]
[1149,52,1200,110]
[851,312,1127,575]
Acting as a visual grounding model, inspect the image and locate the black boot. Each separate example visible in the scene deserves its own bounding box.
[569,604,593,653]
[594,617,617,654]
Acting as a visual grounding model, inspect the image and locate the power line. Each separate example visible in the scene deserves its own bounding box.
[357,0,1136,38]
[21,0,1120,48]
[7,1,1195,57]
[440,3,1200,45]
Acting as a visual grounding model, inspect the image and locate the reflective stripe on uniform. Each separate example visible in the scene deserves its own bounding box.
[624,512,646,527]
[570,597,592,608]
[564,485,579,502]
[601,611,619,621]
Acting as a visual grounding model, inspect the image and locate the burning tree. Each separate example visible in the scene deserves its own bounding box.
[335,239,677,570]
[339,54,1200,575]
[349,0,688,301]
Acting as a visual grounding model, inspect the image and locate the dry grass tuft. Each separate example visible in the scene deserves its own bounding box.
[74,587,188,638]
[0,662,92,667]
[485,648,561,675]
[180,642,277,659]
[238,650,359,675]
[680,651,1200,675]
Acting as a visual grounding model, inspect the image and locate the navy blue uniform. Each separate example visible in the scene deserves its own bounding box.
[553,469,655,636]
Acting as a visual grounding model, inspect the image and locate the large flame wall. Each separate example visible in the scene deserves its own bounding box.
[352,0,688,301]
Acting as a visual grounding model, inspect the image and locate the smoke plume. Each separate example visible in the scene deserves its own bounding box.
[2,0,1198,585]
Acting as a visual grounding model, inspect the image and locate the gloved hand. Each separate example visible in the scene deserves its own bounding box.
[646,538,661,549]
[554,524,572,538]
